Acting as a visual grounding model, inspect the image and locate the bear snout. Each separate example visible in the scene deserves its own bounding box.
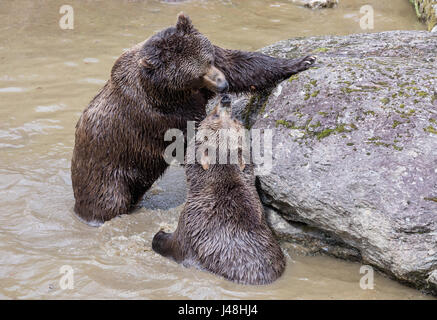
[203,66,229,93]
[216,78,229,93]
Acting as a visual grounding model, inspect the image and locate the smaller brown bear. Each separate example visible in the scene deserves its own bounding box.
[152,94,285,285]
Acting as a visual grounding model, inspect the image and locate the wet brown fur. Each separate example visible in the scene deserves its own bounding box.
[71,13,316,225]
[152,96,286,285]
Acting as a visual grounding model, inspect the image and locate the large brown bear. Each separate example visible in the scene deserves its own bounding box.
[152,95,285,285]
[71,13,316,226]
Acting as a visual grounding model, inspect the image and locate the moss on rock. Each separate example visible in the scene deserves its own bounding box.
[409,0,437,31]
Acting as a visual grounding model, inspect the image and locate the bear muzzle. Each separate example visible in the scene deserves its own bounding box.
[203,66,229,93]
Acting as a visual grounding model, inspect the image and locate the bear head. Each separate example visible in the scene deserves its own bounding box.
[139,13,228,93]
[194,94,247,171]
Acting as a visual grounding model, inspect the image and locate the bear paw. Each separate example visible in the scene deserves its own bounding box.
[288,55,317,75]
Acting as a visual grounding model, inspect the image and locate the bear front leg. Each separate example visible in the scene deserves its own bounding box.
[213,45,316,93]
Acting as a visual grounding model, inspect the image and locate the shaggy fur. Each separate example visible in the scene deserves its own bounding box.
[152,95,286,285]
[71,13,316,225]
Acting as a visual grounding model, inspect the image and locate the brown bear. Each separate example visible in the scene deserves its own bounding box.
[152,94,285,285]
[71,12,316,226]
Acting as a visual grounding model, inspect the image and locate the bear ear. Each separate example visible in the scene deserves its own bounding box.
[139,56,155,69]
[176,12,193,33]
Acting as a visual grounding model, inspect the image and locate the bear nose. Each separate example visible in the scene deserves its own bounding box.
[217,79,229,93]
[220,94,231,106]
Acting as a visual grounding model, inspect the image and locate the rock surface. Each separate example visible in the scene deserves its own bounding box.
[291,0,338,9]
[229,31,437,295]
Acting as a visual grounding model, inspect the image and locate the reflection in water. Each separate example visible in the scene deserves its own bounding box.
[0,0,431,299]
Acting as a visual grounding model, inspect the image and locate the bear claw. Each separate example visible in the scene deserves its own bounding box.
[295,55,317,72]
[305,56,317,65]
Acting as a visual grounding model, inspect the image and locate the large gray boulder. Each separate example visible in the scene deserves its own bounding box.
[232,31,437,295]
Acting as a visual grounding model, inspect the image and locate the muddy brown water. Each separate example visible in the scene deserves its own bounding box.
[0,0,432,299]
